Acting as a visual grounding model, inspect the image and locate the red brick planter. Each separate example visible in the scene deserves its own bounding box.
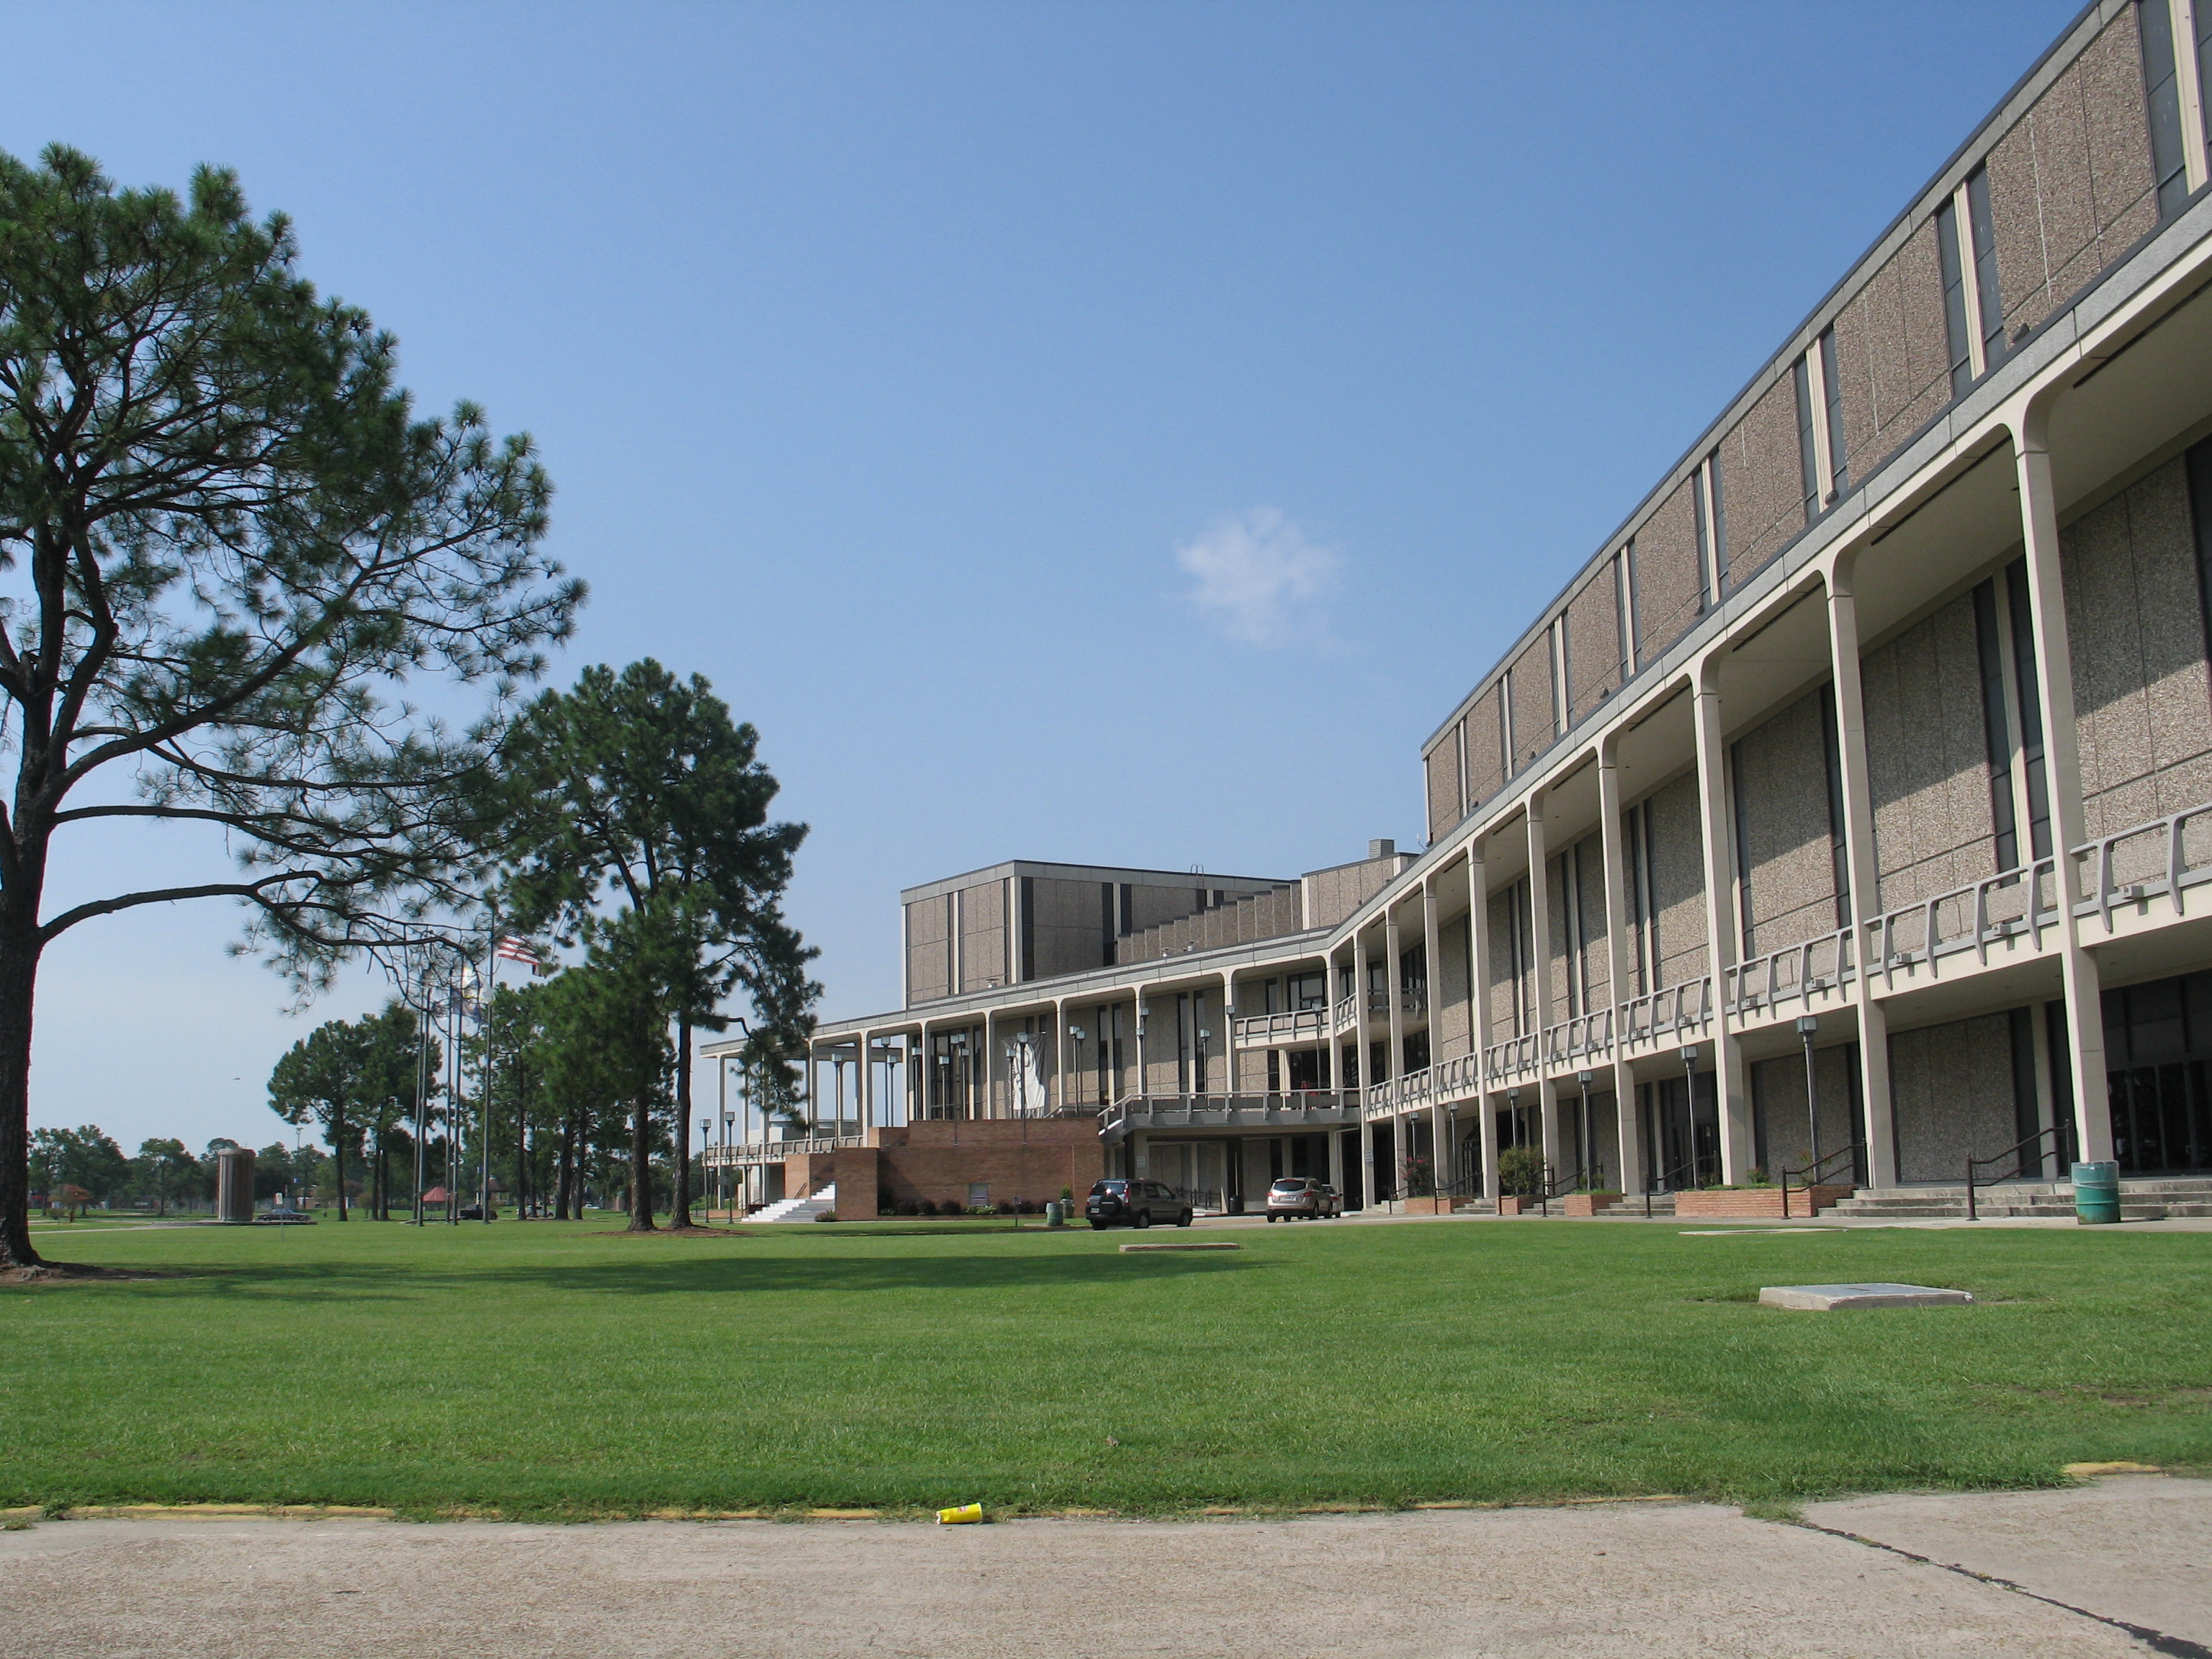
[1673,1185,1853,1218]
[1496,1195,1532,1216]
[1562,1191,1622,1217]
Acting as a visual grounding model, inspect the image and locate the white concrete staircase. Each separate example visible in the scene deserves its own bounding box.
[1828,1176,2212,1220]
[750,1184,838,1223]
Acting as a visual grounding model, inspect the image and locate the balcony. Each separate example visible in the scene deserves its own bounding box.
[1231,1007,1329,1047]
[1099,1092,1359,1143]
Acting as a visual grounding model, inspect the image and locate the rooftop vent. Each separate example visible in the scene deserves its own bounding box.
[1369,839,1395,859]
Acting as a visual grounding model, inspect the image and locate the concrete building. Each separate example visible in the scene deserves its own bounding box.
[713,0,2212,1219]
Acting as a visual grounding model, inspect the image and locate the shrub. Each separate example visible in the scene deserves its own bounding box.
[895,1198,920,1217]
[915,1198,937,1217]
[995,1198,1016,1215]
[1497,1145,1547,1199]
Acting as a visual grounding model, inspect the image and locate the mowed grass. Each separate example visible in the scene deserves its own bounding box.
[3,1216,2209,1519]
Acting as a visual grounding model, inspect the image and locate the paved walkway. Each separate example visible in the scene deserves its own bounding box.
[3,1476,2204,1657]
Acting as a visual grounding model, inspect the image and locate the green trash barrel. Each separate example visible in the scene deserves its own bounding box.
[2072,1161,2121,1225]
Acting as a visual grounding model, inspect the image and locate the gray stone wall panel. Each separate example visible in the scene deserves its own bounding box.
[1722,377,1807,589]
[1633,480,1703,665]
[2063,458,2212,841]
[1509,639,1556,771]
[1566,562,1624,724]
[1863,595,1996,909]
[1646,771,1709,989]
[1735,693,1841,958]
[1889,1013,2020,1183]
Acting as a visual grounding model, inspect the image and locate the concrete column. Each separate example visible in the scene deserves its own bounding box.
[1597,732,1643,1195]
[1691,657,1754,1184]
[1130,1128,1150,1180]
[1824,550,1899,1185]
[1328,1120,1345,1196]
[1136,995,1150,1102]
[1354,926,1375,1101]
[1424,876,1442,1177]
[1525,791,1564,1177]
[1468,835,1500,1205]
[2014,408,2113,1162]
[983,1008,997,1119]
[1384,905,1407,1191]
[1222,970,1238,1098]
[858,1029,873,1136]
[1325,953,1343,1092]
[1053,999,1067,1113]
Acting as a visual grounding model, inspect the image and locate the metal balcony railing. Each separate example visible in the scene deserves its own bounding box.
[1725,925,1855,1017]
[1619,978,1711,1048]
[1232,1007,1330,1046]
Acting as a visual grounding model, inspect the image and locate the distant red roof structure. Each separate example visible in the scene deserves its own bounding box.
[421,1186,452,1203]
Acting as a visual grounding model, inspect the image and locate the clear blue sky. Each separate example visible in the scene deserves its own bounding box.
[8,0,2084,1154]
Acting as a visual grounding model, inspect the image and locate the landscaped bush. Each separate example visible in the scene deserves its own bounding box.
[895,1198,919,1217]
[914,1198,937,1216]
[1497,1145,1547,1199]
[995,1199,1016,1215]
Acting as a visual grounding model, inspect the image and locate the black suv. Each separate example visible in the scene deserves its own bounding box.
[1085,1178,1194,1230]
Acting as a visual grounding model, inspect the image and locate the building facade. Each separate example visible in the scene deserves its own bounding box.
[714,0,2212,1215]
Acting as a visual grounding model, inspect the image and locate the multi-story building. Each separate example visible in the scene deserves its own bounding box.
[713,0,2212,1218]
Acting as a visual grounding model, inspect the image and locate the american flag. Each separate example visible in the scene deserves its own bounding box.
[495,935,539,965]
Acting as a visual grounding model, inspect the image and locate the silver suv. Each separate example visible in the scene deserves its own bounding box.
[1264,1177,1341,1221]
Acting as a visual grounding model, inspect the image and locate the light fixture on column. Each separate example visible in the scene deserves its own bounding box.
[1576,1069,1594,1192]
[1679,1045,1701,1190]
[1796,1015,1820,1171]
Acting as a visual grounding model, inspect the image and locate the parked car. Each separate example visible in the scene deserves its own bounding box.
[1084,1178,1193,1230]
[457,1205,498,1220]
[253,1207,315,1225]
[1264,1178,1341,1221]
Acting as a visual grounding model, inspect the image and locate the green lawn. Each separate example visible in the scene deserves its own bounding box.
[3,1216,2208,1519]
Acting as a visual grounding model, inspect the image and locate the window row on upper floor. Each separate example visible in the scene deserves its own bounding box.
[1423,0,2211,848]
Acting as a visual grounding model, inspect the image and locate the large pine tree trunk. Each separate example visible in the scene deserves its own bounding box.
[627,1094,655,1231]
[0,920,45,1269]
[670,1011,696,1228]
[334,1105,348,1220]
[554,1111,574,1220]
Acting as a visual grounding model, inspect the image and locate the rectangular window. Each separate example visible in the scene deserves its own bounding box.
[1966,168,2007,366]
[1819,683,1851,927]
[1707,452,1727,580]
[1793,356,1820,522]
[1937,196,1974,395]
[1690,475,1712,611]
[1819,328,1848,495]
[2144,0,2191,217]
[2003,558,2051,860]
[2195,0,2212,165]
[1972,577,2022,872]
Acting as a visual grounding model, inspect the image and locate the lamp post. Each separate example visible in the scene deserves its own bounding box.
[1576,1069,1594,1190]
[1680,1044,1702,1190]
[1796,1015,1820,1170]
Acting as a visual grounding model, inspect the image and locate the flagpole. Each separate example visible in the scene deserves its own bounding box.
[480,911,495,1224]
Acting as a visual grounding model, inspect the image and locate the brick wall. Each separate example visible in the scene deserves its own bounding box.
[869,1119,1103,1211]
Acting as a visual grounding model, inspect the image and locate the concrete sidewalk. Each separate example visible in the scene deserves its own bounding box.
[2,1477,2203,1658]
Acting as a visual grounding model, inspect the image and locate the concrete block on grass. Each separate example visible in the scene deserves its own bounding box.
[1760,1282,1973,1310]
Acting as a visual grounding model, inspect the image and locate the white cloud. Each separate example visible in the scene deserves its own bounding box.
[1174,507,1343,647]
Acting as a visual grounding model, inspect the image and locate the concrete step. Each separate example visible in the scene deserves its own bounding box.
[751,1184,837,1223]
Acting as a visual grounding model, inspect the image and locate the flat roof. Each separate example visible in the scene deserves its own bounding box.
[899,859,1290,904]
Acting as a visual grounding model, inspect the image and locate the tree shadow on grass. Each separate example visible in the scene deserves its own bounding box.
[116,1250,1263,1301]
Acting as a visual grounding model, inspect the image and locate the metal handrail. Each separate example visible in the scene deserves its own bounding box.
[1643,1159,1697,1218]
[1778,1141,1863,1218]
[1965,1124,2067,1221]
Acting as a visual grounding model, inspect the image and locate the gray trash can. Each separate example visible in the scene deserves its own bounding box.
[2072,1161,2121,1225]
